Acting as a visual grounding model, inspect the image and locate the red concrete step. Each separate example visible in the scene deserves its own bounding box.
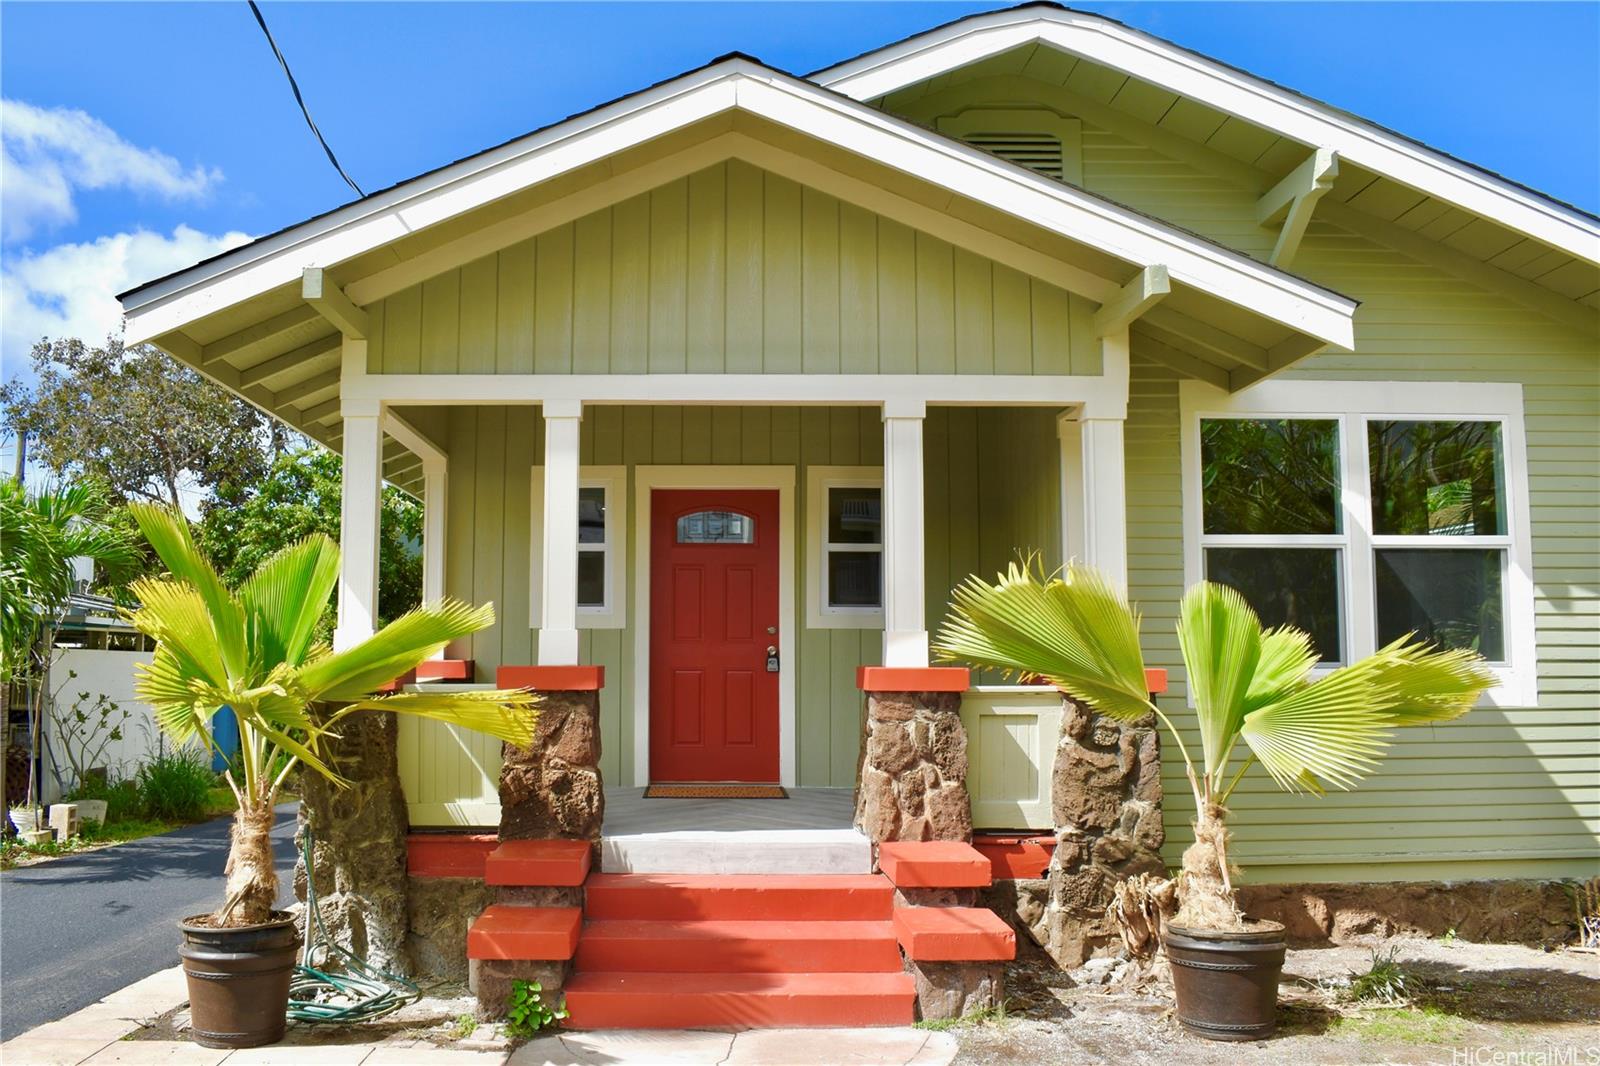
[894,906,1017,962]
[583,874,894,922]
[466,906,581,961]
[575,919,900,973]
[407,833,498,879]
[563,971,917,1029]
[877,841,992,888]
[485,839,592,887]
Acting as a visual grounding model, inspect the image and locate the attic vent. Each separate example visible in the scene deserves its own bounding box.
[962,131,1065,181]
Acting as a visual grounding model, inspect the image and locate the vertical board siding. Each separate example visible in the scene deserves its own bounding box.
[413,404,1061,801]
[366,161,1092,377]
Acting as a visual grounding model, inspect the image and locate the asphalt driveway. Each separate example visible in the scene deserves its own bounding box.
[0,803,297,1040]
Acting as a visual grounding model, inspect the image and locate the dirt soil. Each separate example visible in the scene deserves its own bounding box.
[953,937,1599,1066]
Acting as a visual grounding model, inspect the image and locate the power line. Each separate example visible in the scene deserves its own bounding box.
[246,0,365,198]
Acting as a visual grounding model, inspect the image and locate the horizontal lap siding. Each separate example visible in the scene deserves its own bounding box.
[1126,221,1600,884]
[366,160,1095,376]
[437,404,1060,791]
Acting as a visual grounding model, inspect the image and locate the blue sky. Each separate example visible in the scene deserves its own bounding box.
[2,1,1597,409]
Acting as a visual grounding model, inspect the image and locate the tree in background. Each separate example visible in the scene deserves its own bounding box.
[200,448,423,630]
[0,337,284,510]
[5,337,424,626]
[0,478,138,819]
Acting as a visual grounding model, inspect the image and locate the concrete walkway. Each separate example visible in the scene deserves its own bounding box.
[0,966,957,1066]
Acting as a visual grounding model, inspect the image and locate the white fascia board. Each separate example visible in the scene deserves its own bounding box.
[817,9,1600,268]
[120,71,743,343]
[124,56,1351,352]
[735,73,1355,347]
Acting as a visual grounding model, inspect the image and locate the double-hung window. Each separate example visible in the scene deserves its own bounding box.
[529,465,626,629]
[1181,381,1535,705]
[806,466,884,628]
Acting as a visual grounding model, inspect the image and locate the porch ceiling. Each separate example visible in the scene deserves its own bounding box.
[120,54,1358,462]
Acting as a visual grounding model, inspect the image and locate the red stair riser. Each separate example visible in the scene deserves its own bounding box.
[466,906,581,961]
[894,907,1017,962]
[485,839,592,887]
[575,920,901,973]
[562,972,916,1030]
[582,874,894,921]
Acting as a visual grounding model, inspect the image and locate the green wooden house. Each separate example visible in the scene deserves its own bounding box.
[118,3,1597,1025]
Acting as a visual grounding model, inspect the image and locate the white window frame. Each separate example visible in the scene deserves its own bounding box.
[1180,380,1536,708]
[806,465,885,629]
[529,465,626,629]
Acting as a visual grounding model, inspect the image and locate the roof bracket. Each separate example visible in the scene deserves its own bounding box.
[303,267,369,339]
[1257,148,1339,268]
[1093,264,1170,336]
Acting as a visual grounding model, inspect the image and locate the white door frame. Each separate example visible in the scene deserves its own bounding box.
[632,466,797,787]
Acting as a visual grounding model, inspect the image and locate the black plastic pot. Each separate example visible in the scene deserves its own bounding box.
[1163,921,1286,1041]
[178,913,300,1048]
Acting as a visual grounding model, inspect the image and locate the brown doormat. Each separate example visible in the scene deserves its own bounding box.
[644,783,788,799]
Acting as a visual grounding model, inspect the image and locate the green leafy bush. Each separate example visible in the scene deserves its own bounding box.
[137,749,215,822]
[65,774,143,823]
[504,980,567,1037]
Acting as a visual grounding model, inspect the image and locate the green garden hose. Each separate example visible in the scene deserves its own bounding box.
[286,824,420,1024]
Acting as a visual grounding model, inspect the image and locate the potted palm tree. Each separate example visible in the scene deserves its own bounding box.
[123,504,538,1049]
[934,559,1494,1041]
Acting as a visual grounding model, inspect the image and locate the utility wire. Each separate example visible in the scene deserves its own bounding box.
[246,0,365,198]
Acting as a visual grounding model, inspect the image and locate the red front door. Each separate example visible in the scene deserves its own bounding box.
[649,489,781,783]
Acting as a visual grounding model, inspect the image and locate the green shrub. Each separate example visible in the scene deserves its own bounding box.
[66,774,144,823]
[137,749,215,822]
[504,980,566,1037]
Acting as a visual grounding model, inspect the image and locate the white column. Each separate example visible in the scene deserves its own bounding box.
[538,399,583,666]
[881,397,928,668]
[1060,415,1129,592]
[335,392,383,651]
[420,455,448,605]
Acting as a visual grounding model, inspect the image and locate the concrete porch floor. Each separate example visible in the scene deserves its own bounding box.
[601,786,854,834]
[600,787,868,874]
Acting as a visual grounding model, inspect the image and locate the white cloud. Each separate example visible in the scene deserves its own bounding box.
[1,98,223,244]
[2,225,253,370]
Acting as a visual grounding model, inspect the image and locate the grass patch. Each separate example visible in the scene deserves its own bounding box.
[914,1002,1008,1031]
[1,817,178,869]
[1327,1005,1471,1044]
[449,1013,478,1039]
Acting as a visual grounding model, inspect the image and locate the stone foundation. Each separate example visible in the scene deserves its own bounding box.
[469,959,570,1021]
[499,689,603,851]
[905,959,1004,1020]
[407,876,494,983]
[992,698,1164,968]
[295,711,414,974]
[854,690,972,844]
[1238,879,1580,947]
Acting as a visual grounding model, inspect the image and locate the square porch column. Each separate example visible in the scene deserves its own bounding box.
[420,454,447,606]
[881,397,928,668]
[1058,414,1129,592]
[335,395,383,651]
[538,399,583,666]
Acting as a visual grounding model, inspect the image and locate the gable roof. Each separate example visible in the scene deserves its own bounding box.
[814,3,1600,274]
[120,53,1351,348]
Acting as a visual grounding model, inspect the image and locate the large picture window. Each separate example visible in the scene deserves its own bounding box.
[1182,381,1535,705]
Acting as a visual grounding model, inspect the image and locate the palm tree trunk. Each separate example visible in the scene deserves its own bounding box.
[1173,802,1245,930]
[216,800,279,926]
